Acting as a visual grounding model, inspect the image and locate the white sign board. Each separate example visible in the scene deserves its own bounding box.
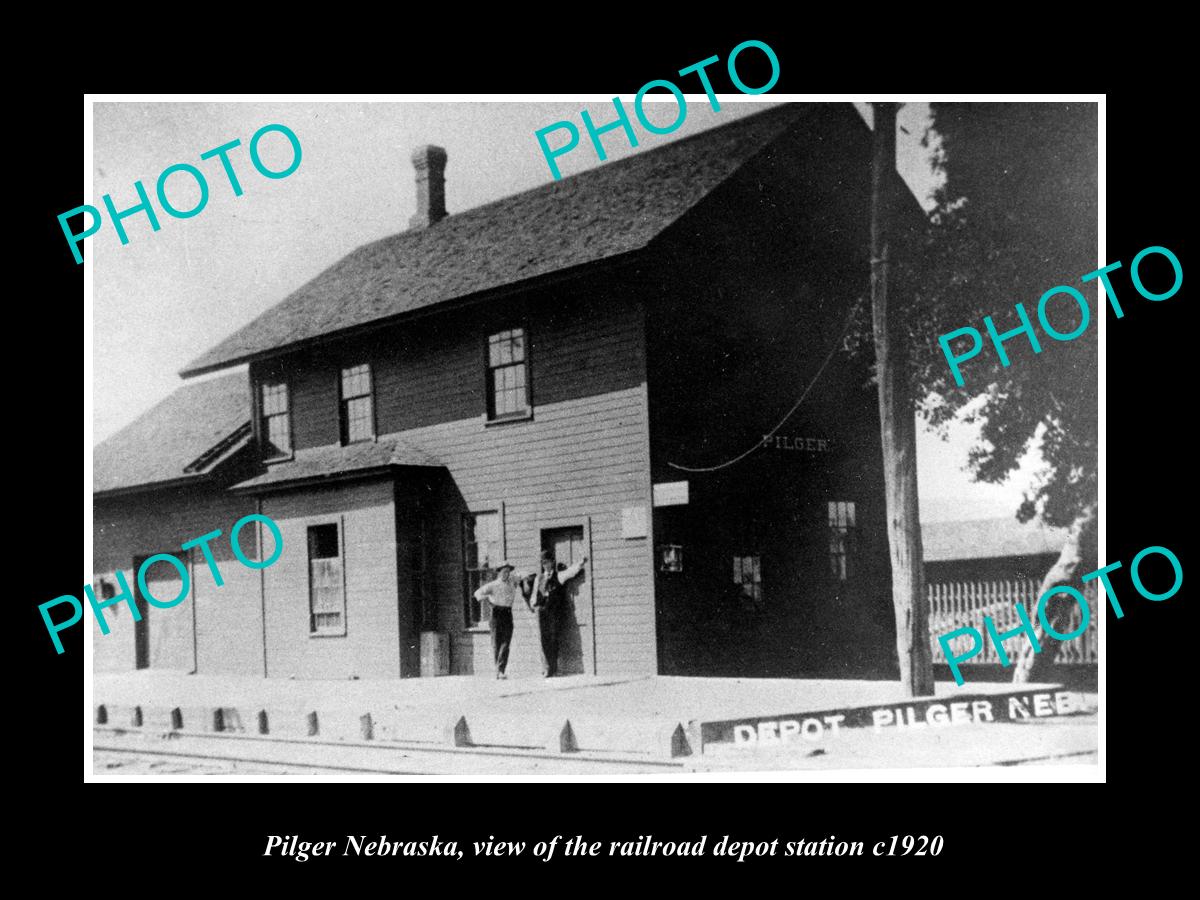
[653,481,689,507]
[621,506,649,539]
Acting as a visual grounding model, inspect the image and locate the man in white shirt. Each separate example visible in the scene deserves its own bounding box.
[473,561,527,679]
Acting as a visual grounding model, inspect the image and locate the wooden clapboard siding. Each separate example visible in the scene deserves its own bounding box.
[265,286,650,451]
[250,284,657,678]
[289,360,340,450]
[408,382,654,678]
[260,480,401,679]
[92,486,263,676]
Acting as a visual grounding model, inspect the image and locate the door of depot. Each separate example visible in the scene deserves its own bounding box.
[131,553,195,672]
[540,525,593,675]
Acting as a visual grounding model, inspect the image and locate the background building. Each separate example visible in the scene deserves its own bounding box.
[923,517,1065,584]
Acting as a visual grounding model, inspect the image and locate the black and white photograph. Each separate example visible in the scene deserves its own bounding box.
[81,94,1104,779]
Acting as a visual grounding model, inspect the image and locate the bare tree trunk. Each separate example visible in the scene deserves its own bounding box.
[870,102,934,697]
[1012,502,1098,683]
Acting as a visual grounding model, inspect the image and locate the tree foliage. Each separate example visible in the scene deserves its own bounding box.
[910,102,1099,528]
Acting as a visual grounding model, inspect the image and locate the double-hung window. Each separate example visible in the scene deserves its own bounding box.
[733,555,763,603]
[487,328,530,420]
[340,363,374,444]
[828,501,857,581]
[261,380,291,460]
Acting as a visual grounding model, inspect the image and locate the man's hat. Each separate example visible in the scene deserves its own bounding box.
[495,560,515,572]
[540,550,555,563]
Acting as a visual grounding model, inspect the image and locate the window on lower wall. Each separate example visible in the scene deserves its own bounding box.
[733,555,762,603]
[463,511,501,628]
[308,523,346,636]
[828,501,857,581]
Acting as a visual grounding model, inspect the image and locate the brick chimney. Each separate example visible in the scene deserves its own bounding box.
[409,145,448,229]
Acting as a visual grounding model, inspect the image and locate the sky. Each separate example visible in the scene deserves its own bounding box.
[90,98,1041,524]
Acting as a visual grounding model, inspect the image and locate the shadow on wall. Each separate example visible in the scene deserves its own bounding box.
[657,593,903,680]
[557,582,586,676]
[433,472,474,677]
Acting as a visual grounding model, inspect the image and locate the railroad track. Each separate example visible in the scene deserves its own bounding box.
[94,727,688,775]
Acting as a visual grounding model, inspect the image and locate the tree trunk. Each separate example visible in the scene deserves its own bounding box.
[1012,502,1098,683]
[870,102,934,697]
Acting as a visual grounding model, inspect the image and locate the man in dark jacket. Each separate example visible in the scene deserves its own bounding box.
[526,549,587,678]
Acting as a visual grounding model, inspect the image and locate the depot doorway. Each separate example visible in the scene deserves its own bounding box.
[542,526,585,570]
[539,522,595,675]
[131,553,195,672]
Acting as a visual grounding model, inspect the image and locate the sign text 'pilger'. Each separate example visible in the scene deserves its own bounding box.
[732,690,1081,746]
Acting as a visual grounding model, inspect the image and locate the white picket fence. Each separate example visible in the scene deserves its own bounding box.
[929,579,1098,665]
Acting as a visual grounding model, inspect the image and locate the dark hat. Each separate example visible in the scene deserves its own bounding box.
[540,549,555,563]
[495,560,515,572]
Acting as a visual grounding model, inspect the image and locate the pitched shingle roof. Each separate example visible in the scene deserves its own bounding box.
[94,372,250,495]
[180,103,808,377]
[231,435,441,493]
[923,518,1067,563]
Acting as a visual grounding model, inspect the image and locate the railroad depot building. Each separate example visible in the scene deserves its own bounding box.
[93,103,925,681]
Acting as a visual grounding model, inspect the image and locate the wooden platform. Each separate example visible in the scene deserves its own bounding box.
[93,672,1090,765]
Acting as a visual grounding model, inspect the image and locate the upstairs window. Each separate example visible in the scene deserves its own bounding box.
[487,327,530,420]
[340,363,374,444]
[261,380,291,459]
[828,501,857,581]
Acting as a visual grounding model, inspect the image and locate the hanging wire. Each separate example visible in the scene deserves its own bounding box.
[666,295,866,474]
